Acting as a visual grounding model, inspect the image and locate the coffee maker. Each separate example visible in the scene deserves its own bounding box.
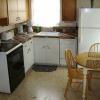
[27,20,33,33]
[17,24,24,34]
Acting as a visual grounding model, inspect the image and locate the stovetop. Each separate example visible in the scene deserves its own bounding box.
[0,40,20,52]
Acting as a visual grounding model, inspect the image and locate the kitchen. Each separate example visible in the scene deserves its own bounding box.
[0,0,100,100]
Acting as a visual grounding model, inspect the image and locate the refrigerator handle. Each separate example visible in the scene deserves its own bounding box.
[78,28,83,43]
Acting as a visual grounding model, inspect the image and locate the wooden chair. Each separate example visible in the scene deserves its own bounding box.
[64,49,83,97]
[88,43,100,58]
[64,49,92,98]
[88,43,100,79]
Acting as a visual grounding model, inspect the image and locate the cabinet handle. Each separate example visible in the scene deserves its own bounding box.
[24,45,27,47]
[46,45,50,49]
[42,46,46,48]
[27,48,31,54]
[42,45,50,49]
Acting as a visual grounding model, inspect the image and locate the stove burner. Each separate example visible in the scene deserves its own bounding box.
[0,40,20,52]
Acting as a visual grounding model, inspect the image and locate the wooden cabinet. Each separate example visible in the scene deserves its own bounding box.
[17,0,29,23]
[34,37,59,65]
[62,0,76,21]
[8,0,29,24]
[0,0,29,25]
[0,0,7,18]
[60,38,77,65]
[23,38,34,73]
[0,0,8,25]
[8,0,18,24]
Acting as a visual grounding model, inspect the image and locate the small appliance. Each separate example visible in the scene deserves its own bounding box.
[27,20,33,33]
[1,30,14,40]
[17,24,24,34]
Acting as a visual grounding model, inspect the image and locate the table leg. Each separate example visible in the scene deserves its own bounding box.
[83,69,88,100]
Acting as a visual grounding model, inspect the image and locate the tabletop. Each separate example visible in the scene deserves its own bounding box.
[76,52,100,70]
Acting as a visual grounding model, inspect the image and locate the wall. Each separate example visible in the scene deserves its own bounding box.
[76,0,100,22]
[94,0,100,7]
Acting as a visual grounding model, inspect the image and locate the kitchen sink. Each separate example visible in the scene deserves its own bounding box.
[35,32,60,36]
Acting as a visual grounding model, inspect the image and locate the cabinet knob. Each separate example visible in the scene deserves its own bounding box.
[42,46,45,48]
[46,45,50,49]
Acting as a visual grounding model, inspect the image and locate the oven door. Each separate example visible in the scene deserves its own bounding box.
[7,45,25,93]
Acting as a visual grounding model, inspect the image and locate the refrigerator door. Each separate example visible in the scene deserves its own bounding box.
[78,28,100,53]
[79,8,100,28]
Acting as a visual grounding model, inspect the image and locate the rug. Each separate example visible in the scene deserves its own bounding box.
[32,64,58,72]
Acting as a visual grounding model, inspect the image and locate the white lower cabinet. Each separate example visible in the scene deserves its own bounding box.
[60,38,77,66]
[23,38,34,73]
[34,37,59,65]
[34,37,77,66]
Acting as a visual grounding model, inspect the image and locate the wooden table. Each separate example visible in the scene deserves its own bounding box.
[76,52,100,100]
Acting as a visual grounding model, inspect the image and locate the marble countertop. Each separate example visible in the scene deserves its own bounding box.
[34,32,77,39]
[14,31,77,43]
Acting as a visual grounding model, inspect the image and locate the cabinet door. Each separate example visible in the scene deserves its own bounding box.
[28,38,34,66]
[8,0,18,24]
[45,38,59,65]
[8,12,18,24]
[62,0,76,21]
[60,39,77,65]
[23,39,34,73]
[0,0,7,18]
[23,41,30,73]
[17,0,29,22]
[8,0,17,11]
[0,0,8,26]
[18,0,26,11]
[34,38,46,64]
[18,12,28,22]
[8,0,29,24]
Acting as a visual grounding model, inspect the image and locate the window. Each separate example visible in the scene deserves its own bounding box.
[31,0,60,27]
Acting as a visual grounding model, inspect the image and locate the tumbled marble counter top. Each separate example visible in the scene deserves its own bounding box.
[14,31,77,43]
[34,32,77,39]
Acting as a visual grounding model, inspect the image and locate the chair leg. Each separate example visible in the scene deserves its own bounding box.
[88,72,92,91]
[64,79,72,98]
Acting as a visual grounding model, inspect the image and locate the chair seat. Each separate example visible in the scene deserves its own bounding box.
[69,68,83,79]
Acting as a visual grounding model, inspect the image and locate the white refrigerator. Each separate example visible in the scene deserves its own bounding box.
[78,8,100,53]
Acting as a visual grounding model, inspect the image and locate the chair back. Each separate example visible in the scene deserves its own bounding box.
[65,49,76,69]
[87,43,100,69]
[88,43,100,58]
